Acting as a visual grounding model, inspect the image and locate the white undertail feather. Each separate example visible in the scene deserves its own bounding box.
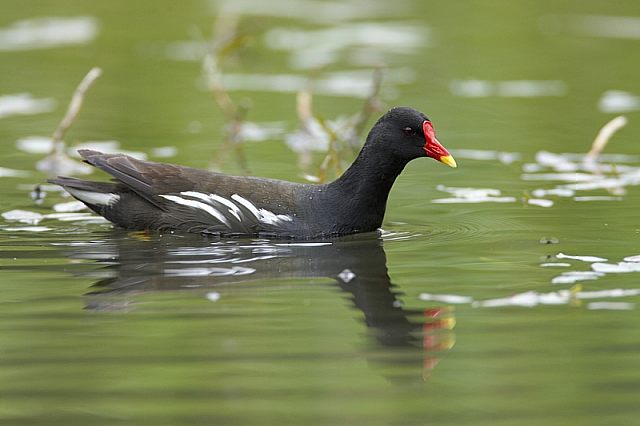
[66,188,120,206]
[159,191,293,227]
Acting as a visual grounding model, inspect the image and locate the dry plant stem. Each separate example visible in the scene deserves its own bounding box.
[296,87,314,131]
[294,87,316,173]
[51,67,103,154]
[353,67,384,139]
[299,68,385,182]
[229,104,250,172]
[203,18,252,173]
[585,115,628,163]
[584,115,629,196]
[203,55,237,119]
[316,116,341,176]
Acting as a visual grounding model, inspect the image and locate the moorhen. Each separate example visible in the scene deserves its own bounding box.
[49,107,456,238]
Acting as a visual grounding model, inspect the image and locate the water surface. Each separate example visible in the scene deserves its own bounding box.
[1,0,639,424]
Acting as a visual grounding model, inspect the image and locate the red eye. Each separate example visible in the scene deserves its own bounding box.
[403,127,415,136]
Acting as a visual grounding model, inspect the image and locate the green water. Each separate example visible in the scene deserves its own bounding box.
[1,1,640,425]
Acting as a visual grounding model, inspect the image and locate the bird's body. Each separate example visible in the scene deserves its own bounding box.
[49,107,456,238]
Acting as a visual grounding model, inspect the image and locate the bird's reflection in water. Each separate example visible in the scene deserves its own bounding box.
[66,231,455,382]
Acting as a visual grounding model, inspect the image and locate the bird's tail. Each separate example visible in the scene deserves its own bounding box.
[48,176,122,211]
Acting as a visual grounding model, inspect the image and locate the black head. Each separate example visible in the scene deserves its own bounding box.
[368,107,456,167]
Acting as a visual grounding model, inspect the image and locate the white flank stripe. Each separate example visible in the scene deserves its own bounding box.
[210,194,243,221]
[258,208,293,225]
[160,195,230,227]
[230,193,260,218]
[66,188,120,206]
[180,191,243,222]
[231,194,292,225]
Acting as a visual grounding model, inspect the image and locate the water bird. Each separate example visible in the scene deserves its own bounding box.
[49,107,456,238]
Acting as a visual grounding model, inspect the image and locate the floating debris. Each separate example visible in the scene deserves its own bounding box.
[16,136,55,154]
[419,293,473,304]
[474,288,640,308]
[527,198,554,208]
[623,255,640,263]
[449,80,567,98]
[551,271,604,284]
[591,262,640,273]
[521,172,598,182]
[2,209,44,225]
[338,269,356,283]
[540,262,571,267]
[598,90,640,113]
[539,237,560,244]
[450,149,521,164]
[432,185,516,204]
[559,171,640,191]
[2,226,52,232]
[0,16,98,51]
[41,212,96,222]
[556,252,608,262]
[576,288,640,299]
[2,208,105,225]
[532,188,575,198]
[574,196,622,202]
[30,185,46,204]
[206,292,221,302]
[431,196,517,204]
[0,167,30,178]
[0,93,55,119]
[587,301,635,311]
[536,150,582,171]
[473,290,569,308]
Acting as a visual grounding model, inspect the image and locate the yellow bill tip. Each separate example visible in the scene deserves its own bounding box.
[439,155,457,168]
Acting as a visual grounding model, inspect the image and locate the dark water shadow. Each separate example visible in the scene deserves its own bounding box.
[64,231,454,382]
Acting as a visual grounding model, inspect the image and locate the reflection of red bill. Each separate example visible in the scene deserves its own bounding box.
[422,307,457,381]
[423,121,457,168]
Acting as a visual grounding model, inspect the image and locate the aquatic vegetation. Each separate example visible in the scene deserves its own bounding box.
[37,67,103,177]
[431,115,635,207]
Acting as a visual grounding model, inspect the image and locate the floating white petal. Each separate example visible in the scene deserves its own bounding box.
[556,252,608,262]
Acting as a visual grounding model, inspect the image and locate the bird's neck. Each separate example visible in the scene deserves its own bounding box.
[326,144,407,233]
